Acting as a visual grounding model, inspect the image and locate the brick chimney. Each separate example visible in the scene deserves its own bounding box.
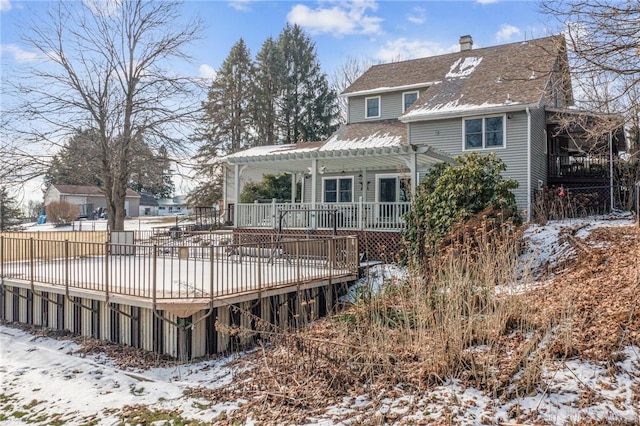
[459,35,473,51]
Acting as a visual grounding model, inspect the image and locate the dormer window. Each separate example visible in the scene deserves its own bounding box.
[403,91,419,112]
[365,96,380,118]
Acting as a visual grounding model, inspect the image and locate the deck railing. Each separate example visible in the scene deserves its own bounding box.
[0,235,358,301]
[236,200,411,231]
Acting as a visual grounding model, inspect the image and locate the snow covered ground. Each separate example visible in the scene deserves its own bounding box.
[1,213,639,425]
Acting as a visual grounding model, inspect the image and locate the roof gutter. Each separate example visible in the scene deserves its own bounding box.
[399,102,540,123]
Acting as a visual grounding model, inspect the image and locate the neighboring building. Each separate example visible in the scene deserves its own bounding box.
[44,184,141,218]
[157,195,192,216]
[138,192,159,216]
[222,34,624,232]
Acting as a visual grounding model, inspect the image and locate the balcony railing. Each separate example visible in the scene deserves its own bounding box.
[236,200,411,231]
[548,154,610,179]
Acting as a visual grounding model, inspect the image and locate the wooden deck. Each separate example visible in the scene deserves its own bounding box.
[0,235,359,316]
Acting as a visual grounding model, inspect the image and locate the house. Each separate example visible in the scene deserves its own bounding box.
[44,184,141,218]
[222,34,623,239]
[157,195,192,216]
[138,192,159,216]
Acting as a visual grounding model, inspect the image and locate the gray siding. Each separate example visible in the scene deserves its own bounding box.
[529,108,548,214]
[409,111,531,213]
[348,89,424,124]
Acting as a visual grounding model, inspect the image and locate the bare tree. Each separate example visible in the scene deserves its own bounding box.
[542,1,640,111]
[543,1,640,210]
[3,1,203,230]
[330,56,373,123]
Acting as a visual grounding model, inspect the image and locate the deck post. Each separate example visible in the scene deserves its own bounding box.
[104,241,110,301]
[29,238,34,287]
[271,198,276,229]
[64,240,69,294]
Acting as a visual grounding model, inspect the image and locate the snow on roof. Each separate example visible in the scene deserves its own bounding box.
[321,129,403,151]
[224,143,321,159]
[445,56,483,79]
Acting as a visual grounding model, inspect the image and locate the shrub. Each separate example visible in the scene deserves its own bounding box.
[402,152,520,258]
[46,201,80,225]
[239,173,294,203]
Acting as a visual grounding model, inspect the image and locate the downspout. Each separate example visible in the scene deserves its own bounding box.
[526,107,532,222]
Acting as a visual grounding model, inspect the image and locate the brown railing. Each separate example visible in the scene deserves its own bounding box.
[0,235,358,301]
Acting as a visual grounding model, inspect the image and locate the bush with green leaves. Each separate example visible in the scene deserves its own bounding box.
[402,152,520,257]
[240,173,295,203]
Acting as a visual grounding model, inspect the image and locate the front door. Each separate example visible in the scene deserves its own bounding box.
[377,175,410,223]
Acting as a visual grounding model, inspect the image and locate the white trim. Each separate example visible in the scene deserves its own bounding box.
[400,102,540,123]
[402,90,420,113]
[341,81,438,98]
[321,176,355,203]
[365,96,381,119]
[462,114,507,151]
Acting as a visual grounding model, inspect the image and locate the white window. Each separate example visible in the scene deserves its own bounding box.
[464,116,505,150]
[403,91,419,112]
[323,177,353,203]
[365,96,380,118]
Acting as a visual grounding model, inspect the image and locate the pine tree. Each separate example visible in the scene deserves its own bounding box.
[277,24,339,144]
[0,187,23,231]
[191,39,254,207]
[199,38,255,155]
[253,37,286,146]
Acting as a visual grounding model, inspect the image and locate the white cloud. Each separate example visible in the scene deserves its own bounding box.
[496,24,521,42]
[476,0,499,4]
[375,38,454,62]
[407,6,425,25]
[0,44,41,62]
[228,0,253,12]
[83,0,120,16]
[199,64,217,80]
[0,0,11,12]
[287,1,383,36]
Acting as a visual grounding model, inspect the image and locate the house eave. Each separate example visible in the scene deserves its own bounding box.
[340,81,440,98]
[400,102,541,123]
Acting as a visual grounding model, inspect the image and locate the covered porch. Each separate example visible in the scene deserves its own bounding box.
[223,121,452,232]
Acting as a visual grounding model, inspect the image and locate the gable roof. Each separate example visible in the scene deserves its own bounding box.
[343,35,570,121]
[51,184,140,198]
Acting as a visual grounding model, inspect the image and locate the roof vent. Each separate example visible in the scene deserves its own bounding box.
[459,35,473,51]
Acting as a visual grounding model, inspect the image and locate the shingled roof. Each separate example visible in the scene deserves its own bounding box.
[343,35,570,120]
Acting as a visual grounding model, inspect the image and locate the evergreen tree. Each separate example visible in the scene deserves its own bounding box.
[0,187,23,231]
[253,37,286,146]
[46,129,173,198]
[191,39,254,208]
[277,24,339,144]
[199,38,255,155]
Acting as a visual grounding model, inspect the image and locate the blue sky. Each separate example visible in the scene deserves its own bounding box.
[1,0,556,82]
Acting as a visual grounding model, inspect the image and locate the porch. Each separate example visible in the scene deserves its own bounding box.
[235,200,412,231]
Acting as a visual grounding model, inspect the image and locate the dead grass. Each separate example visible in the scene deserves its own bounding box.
[203,215,640,424]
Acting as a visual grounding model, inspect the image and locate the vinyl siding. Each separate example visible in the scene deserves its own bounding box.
[529,108,548,203]
[302,170,411,203]
[348,92,404,124]
[409,111,531,213]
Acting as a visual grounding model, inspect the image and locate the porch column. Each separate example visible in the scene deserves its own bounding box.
[291,173,297,203]
[233,164,240,227]
[410,152,418,197]
[311,159,317,228]
[360,168,368,200]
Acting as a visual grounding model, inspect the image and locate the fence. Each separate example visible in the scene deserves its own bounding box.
[533,185,612,221]
[0,235,359,301]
